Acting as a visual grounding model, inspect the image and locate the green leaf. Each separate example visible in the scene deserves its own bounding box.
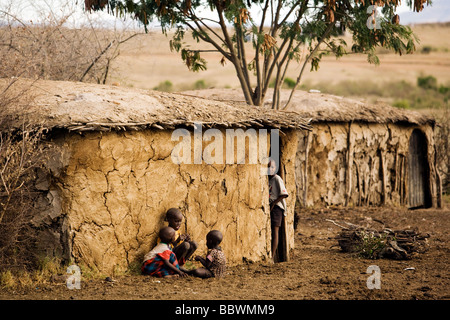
[367,50,380,65]
[310,56,320,72]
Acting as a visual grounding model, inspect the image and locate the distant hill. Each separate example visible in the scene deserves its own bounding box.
[399,0,450,25]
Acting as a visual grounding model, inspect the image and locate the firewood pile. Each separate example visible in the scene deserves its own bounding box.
[326,219,430,260]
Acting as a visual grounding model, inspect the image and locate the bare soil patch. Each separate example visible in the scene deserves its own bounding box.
[1,206,448,300]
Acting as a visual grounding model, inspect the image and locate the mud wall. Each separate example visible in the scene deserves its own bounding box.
[279,130,299,256]
[295,122,438,208]
[37,128,298,273]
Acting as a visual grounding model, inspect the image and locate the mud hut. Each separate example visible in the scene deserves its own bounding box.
[284,90,440,210]
[181,88,441,210]
[0,79,311,273]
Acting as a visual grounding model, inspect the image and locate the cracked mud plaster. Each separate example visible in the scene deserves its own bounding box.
[296,122,436,207]
[54,128,298,273]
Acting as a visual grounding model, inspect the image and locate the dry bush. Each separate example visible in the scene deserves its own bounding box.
[0,0,140,83]
[0,79,52,271]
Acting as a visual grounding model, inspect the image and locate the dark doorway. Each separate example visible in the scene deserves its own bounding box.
[408,129,431,209]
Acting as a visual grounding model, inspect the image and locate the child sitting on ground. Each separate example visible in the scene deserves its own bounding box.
[142,226,187,278]
[188,230,226,279]
[160,208,197,266]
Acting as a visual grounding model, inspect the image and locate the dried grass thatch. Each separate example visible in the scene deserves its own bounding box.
[0,79,312,132]
[181,88,435,126]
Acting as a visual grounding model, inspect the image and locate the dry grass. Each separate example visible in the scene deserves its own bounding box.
[0,257,63,289]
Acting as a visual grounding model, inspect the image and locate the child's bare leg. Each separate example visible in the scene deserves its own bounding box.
[173,242,190,263]
[191,268,213,279]
[185,241,198,261]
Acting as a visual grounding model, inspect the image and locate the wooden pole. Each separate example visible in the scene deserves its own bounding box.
[345,122,353,207]
[379,148,387,206]
[354,160,362,206]
[303,131,311,207]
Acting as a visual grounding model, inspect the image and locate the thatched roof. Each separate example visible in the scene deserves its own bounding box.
[0,79,312,132]
[181,88,435,126]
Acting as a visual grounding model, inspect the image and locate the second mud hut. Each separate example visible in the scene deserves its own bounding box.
[182,88,441,210]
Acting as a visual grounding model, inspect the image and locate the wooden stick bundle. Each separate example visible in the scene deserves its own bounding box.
[326,219,430,260]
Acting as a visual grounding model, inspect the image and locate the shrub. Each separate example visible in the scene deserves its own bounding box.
[393,99,411,109]
[438,85,449,95]
[269,77,298,89]
[194,79,207,89]
[0,79,52,271]
[417,75,438,90]
[283,77,296,89]
[153,80,173,92]
[420,45,434,54]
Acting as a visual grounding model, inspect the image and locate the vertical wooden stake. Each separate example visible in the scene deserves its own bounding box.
[354,160,361,206]
[394,147,399,192]
[303,131,311,207]
[379,148,387,206]
[403,156,408,206]
[399,155,404,205]
[345,122,353,207]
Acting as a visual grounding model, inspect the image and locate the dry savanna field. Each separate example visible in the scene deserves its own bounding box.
[109,23,450,97]
[0,21,449,303]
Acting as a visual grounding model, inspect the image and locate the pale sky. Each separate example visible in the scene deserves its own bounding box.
[0,0,446,29]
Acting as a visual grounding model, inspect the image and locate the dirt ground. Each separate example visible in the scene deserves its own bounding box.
[0,206,448,301]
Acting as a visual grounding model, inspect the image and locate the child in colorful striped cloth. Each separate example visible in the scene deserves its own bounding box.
[141,226,187,278]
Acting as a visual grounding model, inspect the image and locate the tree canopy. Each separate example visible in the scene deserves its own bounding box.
[85,0,431,109]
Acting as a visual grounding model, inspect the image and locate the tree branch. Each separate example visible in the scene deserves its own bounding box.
[79,40,114,82]
[282,22,334,110]
[183,20,231,59]
[216,5,253,104]
[278,0,303,27]
[253,0,271,105]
